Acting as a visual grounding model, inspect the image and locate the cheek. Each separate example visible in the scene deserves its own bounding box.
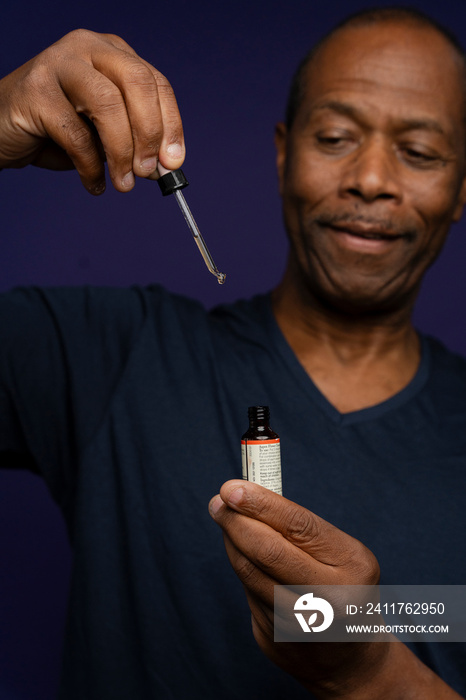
[407,175,460,245]
[283,154,335,215]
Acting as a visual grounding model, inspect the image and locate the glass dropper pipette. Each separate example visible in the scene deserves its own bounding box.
[157,164,226,284]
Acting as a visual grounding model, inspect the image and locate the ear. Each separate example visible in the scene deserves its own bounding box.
[452,175,466,222]
[274,122,287,196]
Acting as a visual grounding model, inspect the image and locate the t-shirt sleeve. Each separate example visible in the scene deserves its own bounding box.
[0,285,148,507]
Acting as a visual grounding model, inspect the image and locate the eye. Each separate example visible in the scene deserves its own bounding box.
[400,145,439,167]
[316,132,353,152]
[405,148,432,160]
[318,136,344,146]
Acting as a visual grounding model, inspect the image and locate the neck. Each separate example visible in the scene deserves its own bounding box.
[271,264,421,413]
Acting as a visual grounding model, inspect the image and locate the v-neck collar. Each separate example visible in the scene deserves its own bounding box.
[264,294,431,426]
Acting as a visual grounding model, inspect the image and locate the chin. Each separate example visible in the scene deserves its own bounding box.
[304,273,416,317]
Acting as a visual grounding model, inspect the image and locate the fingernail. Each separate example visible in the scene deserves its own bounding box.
[122,171,135,189]
[91,181,106,195]
[166,143,183,159]
[209,495,223,516]
[227,488,244,506]
[140,157,158,172]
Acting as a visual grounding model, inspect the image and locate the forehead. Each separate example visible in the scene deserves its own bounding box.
[297,22,465,129]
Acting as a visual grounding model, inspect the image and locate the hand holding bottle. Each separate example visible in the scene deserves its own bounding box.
[209,480,460,698]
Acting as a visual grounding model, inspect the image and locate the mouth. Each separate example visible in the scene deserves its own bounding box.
[319,219,410,253]
[328,222,404,240]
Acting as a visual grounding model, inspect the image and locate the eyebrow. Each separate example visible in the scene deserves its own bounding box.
[397,118,446,136]
[312,100,447,137]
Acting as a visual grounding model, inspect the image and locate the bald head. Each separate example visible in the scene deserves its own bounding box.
[286,7,466,129]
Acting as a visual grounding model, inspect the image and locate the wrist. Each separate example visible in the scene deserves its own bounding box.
[306,640,461,699]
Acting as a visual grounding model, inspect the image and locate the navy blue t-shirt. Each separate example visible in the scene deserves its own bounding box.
[1,285,465,698]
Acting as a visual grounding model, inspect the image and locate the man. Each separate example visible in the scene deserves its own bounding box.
[1,7,465,698]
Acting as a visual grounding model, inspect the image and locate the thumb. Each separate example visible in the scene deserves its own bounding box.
[217,480,379,578]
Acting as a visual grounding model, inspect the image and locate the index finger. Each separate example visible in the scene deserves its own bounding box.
[102,34,185,174]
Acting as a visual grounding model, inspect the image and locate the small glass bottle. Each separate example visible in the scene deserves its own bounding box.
[241,406,282,495]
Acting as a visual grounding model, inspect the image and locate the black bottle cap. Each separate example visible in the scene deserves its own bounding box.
[248,406,270,421]
[157,168,189,196]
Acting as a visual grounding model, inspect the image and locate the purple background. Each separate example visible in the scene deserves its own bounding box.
[2,0,466,697]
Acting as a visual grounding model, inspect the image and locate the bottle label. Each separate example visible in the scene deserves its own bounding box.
[241,439,282,495]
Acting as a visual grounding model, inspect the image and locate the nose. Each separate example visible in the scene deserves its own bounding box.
[339,136,402,204]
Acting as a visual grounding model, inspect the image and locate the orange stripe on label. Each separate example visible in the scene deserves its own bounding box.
[241,439,280,445]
